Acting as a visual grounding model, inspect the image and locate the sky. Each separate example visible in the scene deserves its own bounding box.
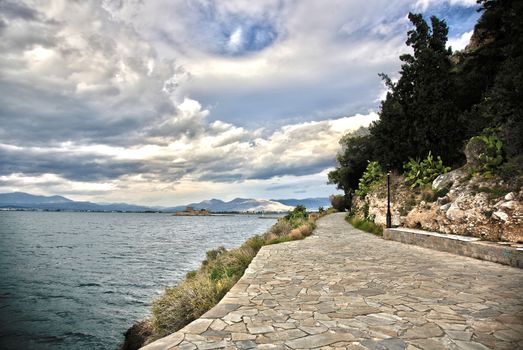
[0,0,481,206]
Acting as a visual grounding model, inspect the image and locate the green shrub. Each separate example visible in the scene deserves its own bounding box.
[498,155,523,180]
[266,235,295,245]
[151,274,234,336]
[242,234,265,253]
[326,207,338,214]
[477,186,506,199]
[404,151,450,188]
[329,195,347,211]
[185,270,197,279]
[202,246,226,265]
[150,208,320,342]
[318,206,325,214]
[355,161,384,197]
[268,218,292,237]
[207,248,254,281]
[469,129,504,177]
[284,205,309,228]
[361,202,370,220]
[420,185,449,203]
[346,215,383,236]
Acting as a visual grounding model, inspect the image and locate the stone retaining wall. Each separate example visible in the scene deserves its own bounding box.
[384,227,523,268]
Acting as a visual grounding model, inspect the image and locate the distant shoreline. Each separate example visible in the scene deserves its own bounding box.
[0,208,288,215]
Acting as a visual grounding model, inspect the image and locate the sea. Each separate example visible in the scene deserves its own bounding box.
[0,211,276,350]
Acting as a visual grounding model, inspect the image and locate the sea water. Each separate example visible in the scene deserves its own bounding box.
[0,211,275,349]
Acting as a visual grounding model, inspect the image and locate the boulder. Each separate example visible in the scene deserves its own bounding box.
[501,201,517,210]
[120,320,153,350]
[446,202,465,221]
[464,137,486,167]
[492,211,509,222]
[432,169,465,191]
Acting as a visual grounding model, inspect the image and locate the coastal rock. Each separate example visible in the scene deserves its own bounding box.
[500,201,516,210]
[446,203,465,221]
[433,169,465,191]
[121,320,153,350]
[492,211,509,222]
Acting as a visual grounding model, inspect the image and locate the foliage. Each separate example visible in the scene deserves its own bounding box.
[476,186,507,199]
[243,234,265,253]
[268,219,292,237]
[329,194,347,212]
[202,246,227,265]
[328,132,376,195]
[498,155,523,183]
[346,214,383,236]
[330,2,522,211]
[464,0,523,158]
[355,161,385,197]
[318,206,324,214]
[370,13,465,169]
[284,205,309,229]
[404,151,450,188]
[150,212,320,339]
[151,273,234,336]
[420,185,449,203]
[469,129,504,176]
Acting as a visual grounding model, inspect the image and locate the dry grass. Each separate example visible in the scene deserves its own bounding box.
[148,212,319,343]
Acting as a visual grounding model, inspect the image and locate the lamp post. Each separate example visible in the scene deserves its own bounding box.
[386,168,392,228]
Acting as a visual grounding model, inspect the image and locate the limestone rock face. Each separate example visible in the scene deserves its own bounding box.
[464,138,486,168]
[433,169,466,191]
[352,169,523,243]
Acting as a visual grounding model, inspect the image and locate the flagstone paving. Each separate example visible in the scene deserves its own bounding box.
[142,213,523,350]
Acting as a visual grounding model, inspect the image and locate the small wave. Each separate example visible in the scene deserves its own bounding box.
[63,331,97,340]
[78,282,102,287]
[35,335,64,344]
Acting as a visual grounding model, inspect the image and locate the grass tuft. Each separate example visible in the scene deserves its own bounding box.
[346,214,383,236]
[147,208,321,343]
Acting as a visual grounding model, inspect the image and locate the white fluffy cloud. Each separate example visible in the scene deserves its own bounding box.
[448,30,474,51]
[0,0,478,204]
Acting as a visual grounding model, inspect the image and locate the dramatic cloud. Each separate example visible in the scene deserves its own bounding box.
[0,0,480,205]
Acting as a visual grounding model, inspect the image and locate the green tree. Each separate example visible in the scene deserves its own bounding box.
[371,13,465,169]
[355,161,385,197]
[472,0,523,159]
[329,195,347,212]
[328,133,376,195]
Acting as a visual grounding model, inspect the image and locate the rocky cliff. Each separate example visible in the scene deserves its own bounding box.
[352,169,523,243]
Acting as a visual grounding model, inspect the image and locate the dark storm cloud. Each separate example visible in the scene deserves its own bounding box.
[0,146,146,181]
[0,1,38,20]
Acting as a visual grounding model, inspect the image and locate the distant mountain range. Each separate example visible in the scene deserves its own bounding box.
[270,198,331,210]
[172,198,294,213]
[0,192,330,213]
[0,192,154,212]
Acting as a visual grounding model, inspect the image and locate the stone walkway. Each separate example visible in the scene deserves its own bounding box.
[143,213,523,350]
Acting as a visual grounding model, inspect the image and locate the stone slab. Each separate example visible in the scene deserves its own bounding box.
[384,228,523,268]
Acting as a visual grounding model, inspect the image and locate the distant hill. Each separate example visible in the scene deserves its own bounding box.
[271,198,331,211]
[166,198,294,213]
[0,192,305,213]
[0,192,72,204]
[0,192,154,212]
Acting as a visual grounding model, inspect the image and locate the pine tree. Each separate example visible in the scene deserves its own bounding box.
[371,13,464,169]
